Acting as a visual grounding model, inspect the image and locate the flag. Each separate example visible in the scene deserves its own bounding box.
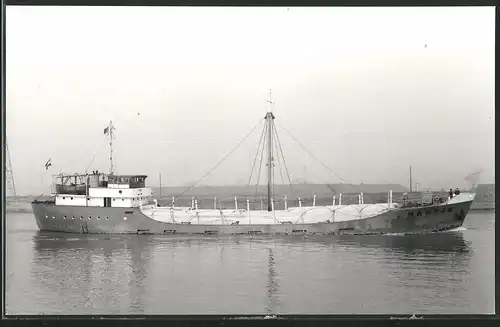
[45,158,52,170]
[103,126,109,135]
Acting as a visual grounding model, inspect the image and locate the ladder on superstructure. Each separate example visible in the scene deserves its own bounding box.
[6,140,17,197]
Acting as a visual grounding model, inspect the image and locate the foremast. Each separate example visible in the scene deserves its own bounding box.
[104,120,115,175]
[266,90,275,212]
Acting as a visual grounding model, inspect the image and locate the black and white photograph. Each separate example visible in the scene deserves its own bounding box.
[4,5,495,316]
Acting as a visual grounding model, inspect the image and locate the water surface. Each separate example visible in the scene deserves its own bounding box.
[5,210,495,315]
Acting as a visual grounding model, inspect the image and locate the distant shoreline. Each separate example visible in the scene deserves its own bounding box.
[6,183,494,213]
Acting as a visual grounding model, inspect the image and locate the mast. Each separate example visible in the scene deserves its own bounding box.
[409,165,412,192]
[266,90,275,211]
[108,120,114,175]
[5,140,16,197]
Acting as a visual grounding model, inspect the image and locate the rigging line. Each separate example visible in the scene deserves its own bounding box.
[270,125,277,202]
[272,121,285,186]
[84,134,108,174]
[246,120,268,188]
[176,118,265,198]
[272,147,275,203]
[35,173,68,201]
[272,120,294,193]
[270,121,275,201]
[275,119,361,192]
[254,121,268,197]
[35,180,56,201]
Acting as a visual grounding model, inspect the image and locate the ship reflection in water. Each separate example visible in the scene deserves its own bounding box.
[5,211,494,315]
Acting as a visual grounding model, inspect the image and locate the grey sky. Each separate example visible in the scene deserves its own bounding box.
[6,6,495,195]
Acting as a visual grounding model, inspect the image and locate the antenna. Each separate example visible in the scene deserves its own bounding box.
[6,140,17,197]
[267,89,273,113]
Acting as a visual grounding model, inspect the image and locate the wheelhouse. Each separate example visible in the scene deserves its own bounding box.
[53,172,153,208]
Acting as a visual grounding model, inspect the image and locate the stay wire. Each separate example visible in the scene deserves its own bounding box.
[273,126,285,185]
[246,120,267,188]
[254,122,268,197]
[273,120,294,193]
[176,118,265,198]
[275,119,362,193]
[36,135,107,200]
[84,134,108,174]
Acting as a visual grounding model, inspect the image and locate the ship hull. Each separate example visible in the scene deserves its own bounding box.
[31,199,473,235]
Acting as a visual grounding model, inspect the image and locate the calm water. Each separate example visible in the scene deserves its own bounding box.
[5,210,495,315]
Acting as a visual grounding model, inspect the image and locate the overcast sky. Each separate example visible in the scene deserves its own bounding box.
[6,6,495,195]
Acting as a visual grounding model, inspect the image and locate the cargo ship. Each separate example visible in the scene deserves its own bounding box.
[32,92,475,235]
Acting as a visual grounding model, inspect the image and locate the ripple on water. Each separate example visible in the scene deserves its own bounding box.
[4,211,495,314]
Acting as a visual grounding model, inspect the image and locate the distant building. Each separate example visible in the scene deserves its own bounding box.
[470,184,495,210]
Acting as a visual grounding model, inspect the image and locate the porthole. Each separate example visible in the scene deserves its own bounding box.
[52,216,55,219]
[122,199,124,201]
[113,198,116,201]
[45,215,48,219]
[63,216,67,219]
[123,217,127,221]
[97,216,100,220]
[63,197,66,200]
[72,216,75,220]
[80,216,83,220]
[87,197,90,201]
[71,197,74,200]
[88,216,91,220]
[106,217,109,220]
[119,190,122,194]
